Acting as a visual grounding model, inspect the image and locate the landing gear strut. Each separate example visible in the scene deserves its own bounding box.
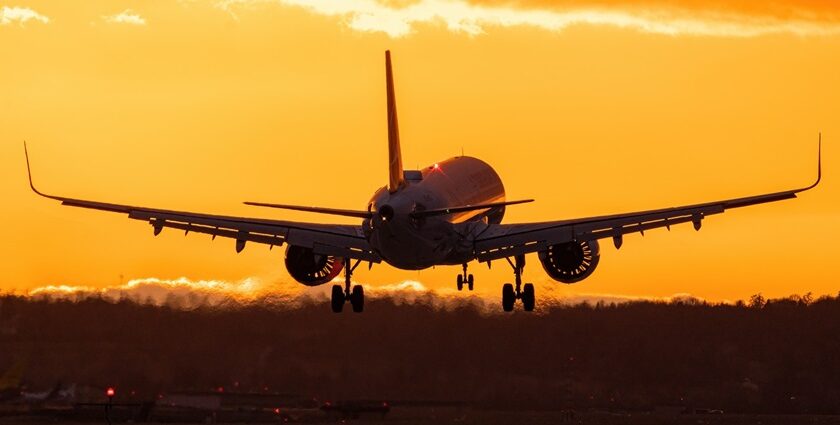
[456,263,474,291]
[502,254,535,312]
[331,258,364,313]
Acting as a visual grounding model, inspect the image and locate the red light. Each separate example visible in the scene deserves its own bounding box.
[273,408,281,414]
[106,387,115,397]
[216,386,224,393]
[382,402,389,407]
[433,163,440,170]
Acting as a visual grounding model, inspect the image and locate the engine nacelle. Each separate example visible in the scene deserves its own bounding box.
[284,245,345,286]
[538,240,600,284]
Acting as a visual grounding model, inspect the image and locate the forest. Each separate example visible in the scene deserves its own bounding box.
[1,290,838,414]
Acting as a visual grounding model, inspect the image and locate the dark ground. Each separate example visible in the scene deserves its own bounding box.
[1,291,839,415]
[4,412,840,425]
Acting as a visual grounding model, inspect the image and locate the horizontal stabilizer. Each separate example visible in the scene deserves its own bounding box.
[243,201,372,219]
[411,199,534,218]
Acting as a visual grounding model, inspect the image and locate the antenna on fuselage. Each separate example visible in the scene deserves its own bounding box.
[386,50,405,193]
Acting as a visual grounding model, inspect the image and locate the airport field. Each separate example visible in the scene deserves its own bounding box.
[4,410,840,425]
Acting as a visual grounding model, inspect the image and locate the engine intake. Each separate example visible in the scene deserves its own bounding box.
[284,245,344,286]
[538,240,600,284]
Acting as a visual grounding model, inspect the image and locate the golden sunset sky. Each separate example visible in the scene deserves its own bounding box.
[3,0,838,302]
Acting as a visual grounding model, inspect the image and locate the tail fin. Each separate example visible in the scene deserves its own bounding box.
[386,50,405,193]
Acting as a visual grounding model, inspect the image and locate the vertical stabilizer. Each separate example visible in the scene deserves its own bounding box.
[386,50,405,193]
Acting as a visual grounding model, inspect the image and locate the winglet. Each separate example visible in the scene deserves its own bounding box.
[24,141,42,195]
[24,142,60,200]
[798,132,822,192]
[386,50,405,193]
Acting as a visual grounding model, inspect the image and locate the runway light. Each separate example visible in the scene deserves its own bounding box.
[106,387,115,398]
[274,408,281,414]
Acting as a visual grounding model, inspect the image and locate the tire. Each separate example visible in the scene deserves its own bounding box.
[457,274,463,291]
[522,283,535,312]
[467,274,474,291]
[331,285,344,313]
[502,283,515,312]
[351,285,365,313]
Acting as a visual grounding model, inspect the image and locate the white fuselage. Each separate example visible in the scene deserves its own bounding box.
[364,156,506,269]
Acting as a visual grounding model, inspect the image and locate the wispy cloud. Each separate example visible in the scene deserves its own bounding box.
[102,9,147,25]
[29,276,280,307]
[26,276,707,311]
[215,0,840,37]
[0,6,49,26]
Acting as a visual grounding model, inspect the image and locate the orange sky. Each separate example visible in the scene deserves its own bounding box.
[2,0,838,303]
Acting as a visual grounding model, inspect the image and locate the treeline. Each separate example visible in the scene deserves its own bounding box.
[0,292,839,414]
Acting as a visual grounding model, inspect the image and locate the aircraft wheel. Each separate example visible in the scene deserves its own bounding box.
[467,274,474,291]
[502,283,515,312]
[522,283,535,312]
[457,274,464,291]
[331,285,344,313]
[350,285,365,313]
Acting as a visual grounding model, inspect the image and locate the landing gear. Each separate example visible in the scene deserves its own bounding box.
[331,285,344,313]
[350,285,364,312]
[501,255,535,312]
[456,263,474,291]
[502,283,515,312]
[331,258,365,313]
[522,283,535,312]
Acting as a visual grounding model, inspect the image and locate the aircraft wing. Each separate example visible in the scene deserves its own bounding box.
[25,149,380,263]
[474,143,821,263]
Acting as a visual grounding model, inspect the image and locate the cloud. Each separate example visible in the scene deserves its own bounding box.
[0,6,49,25]
[26,275,707,312]
[29,276,283,308]
[102,9,147,25]
[27,276,447,308]
[215,0,840,37]
[465,0,840,23]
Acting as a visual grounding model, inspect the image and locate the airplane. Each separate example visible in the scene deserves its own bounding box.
[25,51,821,313]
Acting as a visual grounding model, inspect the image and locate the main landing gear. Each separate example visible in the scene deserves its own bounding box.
[331,258,364,313]
[456,263,474,291]
[502,254,535,312]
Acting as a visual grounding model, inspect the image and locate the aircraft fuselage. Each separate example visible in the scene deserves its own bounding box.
[364,155,506,269]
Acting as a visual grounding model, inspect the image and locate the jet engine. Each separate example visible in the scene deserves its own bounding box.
[284,245,345,286]
[538,240,600,284]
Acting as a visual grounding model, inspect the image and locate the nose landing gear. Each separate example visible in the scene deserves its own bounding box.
[501,254,535,312]
[331,258,365,313]
[456,263,474,291]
